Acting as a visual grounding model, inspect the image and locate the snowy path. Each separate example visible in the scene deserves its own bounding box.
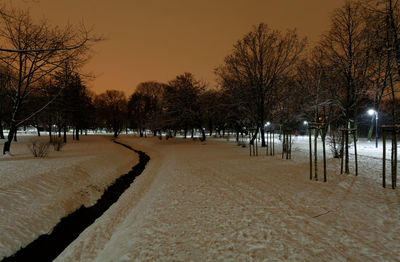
[55,136,400,261]
[0,136,139,259]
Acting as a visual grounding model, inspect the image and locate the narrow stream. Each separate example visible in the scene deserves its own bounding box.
[2,140,150,262]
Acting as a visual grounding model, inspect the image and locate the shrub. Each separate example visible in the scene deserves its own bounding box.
[52,136,64,151]
[328,130,342,158]
[28,138,50,158]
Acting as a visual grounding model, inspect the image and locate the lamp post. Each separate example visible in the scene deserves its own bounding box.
[368,109,378,148]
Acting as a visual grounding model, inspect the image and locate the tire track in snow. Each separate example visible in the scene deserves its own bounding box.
[1,140,150,262]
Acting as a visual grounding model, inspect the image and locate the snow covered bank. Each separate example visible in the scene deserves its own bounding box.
[55,136,400,261]
[0,135,139,259]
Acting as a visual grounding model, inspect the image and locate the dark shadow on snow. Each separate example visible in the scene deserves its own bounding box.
[2,139,150,262]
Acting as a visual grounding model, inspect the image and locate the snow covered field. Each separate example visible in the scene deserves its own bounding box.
[1,134,399,261]
[0,135,139,259]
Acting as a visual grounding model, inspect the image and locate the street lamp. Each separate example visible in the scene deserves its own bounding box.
[368,109,378,148]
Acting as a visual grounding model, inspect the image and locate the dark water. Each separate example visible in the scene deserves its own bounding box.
[2,140,150,262]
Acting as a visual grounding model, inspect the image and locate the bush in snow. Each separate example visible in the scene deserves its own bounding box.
[28,138,50,158]
[328,130,342,158]
[52,137,64,152]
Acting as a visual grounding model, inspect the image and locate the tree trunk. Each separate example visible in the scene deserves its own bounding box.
[309,128,312,180]
[314,128,318,181]
[36,119,41,137]
[345,127,349,174]
[75,127,79,141]
[0,119,4,139]
[191,128,194,138]
[383,130,386,188]
[354,131,358,176]
[209,119,213,137]
[3,123,16,154]
[389,70,397,122]
[393,131,397,189]
[200,127,206,141]
[322,130,327,182]
[63,126,67,143]
[184,128,187,139]
[49,116,53,143]
[261,127,266,147]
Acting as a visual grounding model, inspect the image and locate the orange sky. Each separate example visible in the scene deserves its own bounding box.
[14,0,345,95]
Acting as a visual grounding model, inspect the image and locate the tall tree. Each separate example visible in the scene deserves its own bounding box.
[95,90,127,138]
[127,92,149,137]
[319,1,373,173]
[366,0,400,123]
[216,23,306,146]
[162,73,206,140]
[0,7,96,154]
[135,81,165,135]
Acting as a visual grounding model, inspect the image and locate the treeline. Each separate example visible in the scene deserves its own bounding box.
[125,0,400,146]
[1,0,400,155]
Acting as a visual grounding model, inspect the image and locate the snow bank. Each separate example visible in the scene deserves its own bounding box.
[0,135,139,259]
[55,136,400,261]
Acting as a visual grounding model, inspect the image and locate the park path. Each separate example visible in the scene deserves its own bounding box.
[56,136,400,261]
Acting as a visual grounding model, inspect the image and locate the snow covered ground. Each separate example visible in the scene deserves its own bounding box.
[1,134,399,261]
[52,135,399,261]
[0,135,139,259]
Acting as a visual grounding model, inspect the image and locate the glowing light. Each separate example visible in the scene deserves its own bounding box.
[303,121,308,125]
[367,109,375,116]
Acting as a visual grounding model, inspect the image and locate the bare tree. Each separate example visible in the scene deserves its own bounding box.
[216,23,306,147]
[135,81,165,136]
[215,62,256,141]
[318,1,373,173]
[127,92,150,137]
[0,7,97,154]
[95,90,127,138]
[0,64,12,139]
[162,73,206,140]
[367,0,400,122]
